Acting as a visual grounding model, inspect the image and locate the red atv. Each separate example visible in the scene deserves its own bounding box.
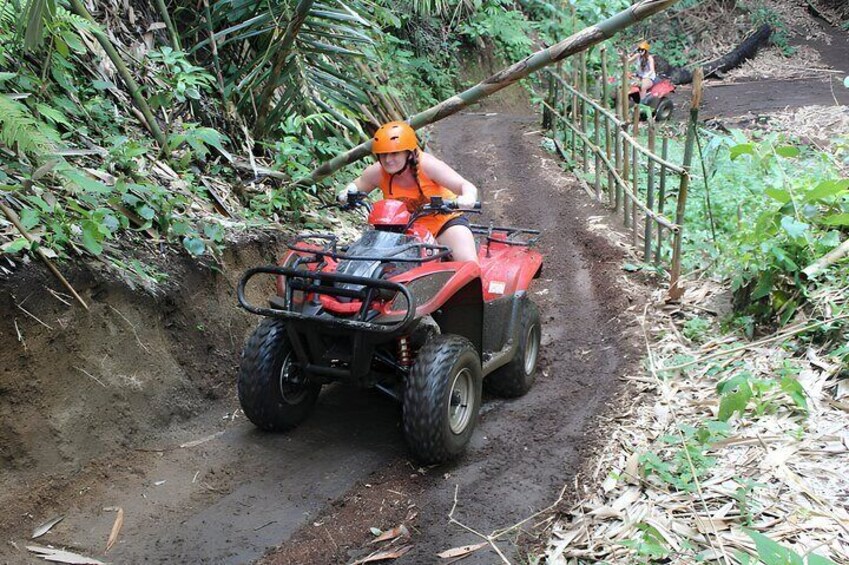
[628,78,676,121]
[237,192,543,463]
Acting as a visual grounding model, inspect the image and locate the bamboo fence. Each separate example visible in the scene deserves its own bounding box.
[542,49,703,296]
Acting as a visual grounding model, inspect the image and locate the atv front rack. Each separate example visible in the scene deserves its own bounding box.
[237,266,416,334]
[471,223,541,248]
[287,234,452,264]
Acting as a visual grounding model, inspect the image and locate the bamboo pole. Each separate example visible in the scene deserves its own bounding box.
[68,0,167,150]
[803,238,849,278]
[571,62,579,164]
[645,117,656,259]
[254,0,314,135]
[601,46,610,107]
[0,197,88,310]
[631,123,639,242]
[581,98,589,174]
[153,0,181,52]
[656,136,669,264]
[594,108,601,199]
[202,0,225,96]
[669,68,703,300]
[306,0,684,184]
[615,124,622,212]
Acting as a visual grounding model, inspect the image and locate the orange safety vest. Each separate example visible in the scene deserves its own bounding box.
[378,159,462,237]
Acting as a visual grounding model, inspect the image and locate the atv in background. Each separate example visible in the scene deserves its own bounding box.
[628,78,676,122]
[237,192,544,464]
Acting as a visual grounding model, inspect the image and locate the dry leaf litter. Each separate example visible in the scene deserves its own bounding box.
[546,280,849,564]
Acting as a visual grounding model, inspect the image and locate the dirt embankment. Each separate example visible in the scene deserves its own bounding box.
[0,236,282,546]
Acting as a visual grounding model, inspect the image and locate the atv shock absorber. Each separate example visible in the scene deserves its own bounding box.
[397,336,412,368]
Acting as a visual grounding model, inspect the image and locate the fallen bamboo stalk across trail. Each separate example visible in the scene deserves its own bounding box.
[306,0,682,184]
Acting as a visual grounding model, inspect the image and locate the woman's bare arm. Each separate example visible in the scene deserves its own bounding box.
[420,152,477,204]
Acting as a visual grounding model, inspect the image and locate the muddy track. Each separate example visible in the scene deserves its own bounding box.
[0,111,639,565]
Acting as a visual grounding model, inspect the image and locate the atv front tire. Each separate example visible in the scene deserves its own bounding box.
[655,98,674,122]
[484,299,541,398]
[238,318,321,431]
[403,335,482,464]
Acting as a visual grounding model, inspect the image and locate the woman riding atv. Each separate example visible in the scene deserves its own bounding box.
[628,40,657,100]
[339,121,479,264]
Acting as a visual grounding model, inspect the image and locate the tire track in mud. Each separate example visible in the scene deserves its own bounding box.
[264,111,641,564]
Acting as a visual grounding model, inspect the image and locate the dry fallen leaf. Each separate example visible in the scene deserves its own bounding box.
[31,516,64,539]
[370,524,409,544]
[437,542,488,559]
[104,506,124,552]
[349,544,413,564]
[27,545,106,564]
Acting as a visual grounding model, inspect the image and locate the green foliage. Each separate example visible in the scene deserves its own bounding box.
[716,367,808,422]
[682,316,712,343]
[620,522,670,562]
[679,129,848,325]
[640,421,730,492]
[460,0,534,63]
[743,529,838,565]
[145,47,215,108]
[0,93,58,158]
[744,1,796,55]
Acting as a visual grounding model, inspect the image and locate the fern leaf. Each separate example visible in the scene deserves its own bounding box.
[0,93,58,158]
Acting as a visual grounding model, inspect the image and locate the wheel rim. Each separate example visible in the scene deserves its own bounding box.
[278,353,309,404]
[658,102,672,121]
[447,367,474,435]
[524,323,540,375]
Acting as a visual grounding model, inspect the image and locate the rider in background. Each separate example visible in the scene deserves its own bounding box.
[628,40,657,100]
[339,121,479,264]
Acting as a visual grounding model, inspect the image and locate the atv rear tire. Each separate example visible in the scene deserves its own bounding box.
[484,299,541,398]
[403,335,482,464]
[238,318,321,431]
[656,98,674,122]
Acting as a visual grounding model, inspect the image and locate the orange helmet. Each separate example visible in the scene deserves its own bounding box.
[637,40,650,52]
[372,121,419,154]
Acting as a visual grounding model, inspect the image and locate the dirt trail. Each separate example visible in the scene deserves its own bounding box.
[681,16,849,119]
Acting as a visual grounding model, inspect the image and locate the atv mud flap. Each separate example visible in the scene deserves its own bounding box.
[237,266,416,383]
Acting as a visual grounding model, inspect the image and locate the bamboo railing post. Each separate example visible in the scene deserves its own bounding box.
[543,70,555,130]
[615,124,622,212]
[601,46,614,205]
[571,62,579,164]
[631,105,641,239]
[581,98,589,174]
[656,136,669,264]
[645,117,656,259]
[620,53,629,122]
[601,46,610,108]
[669,68,703,300]
[594,107,601,199]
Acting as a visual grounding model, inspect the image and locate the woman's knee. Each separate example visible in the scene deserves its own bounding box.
[438,226,478,263]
